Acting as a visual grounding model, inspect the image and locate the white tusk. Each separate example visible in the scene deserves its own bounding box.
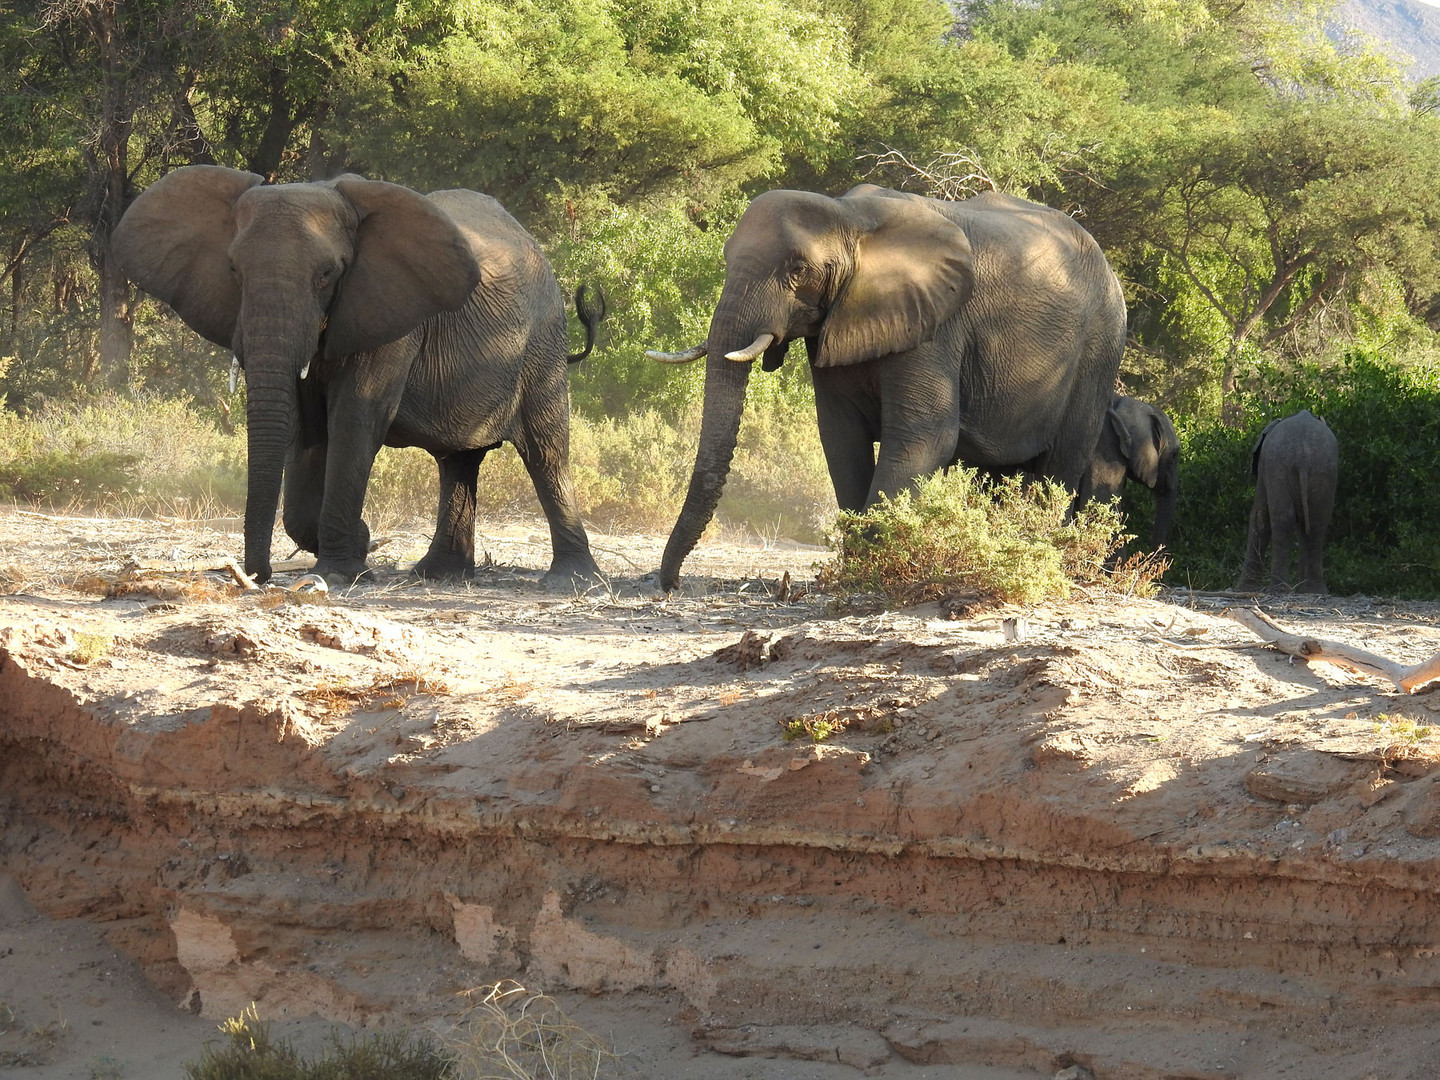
[299,360,311,380]
[229,355,239,394]
[645,343,708,364]
[725,333,775,362]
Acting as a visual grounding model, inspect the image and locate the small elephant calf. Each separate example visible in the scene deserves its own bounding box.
[1236,409,1338,594]
[1080,394,1179,549]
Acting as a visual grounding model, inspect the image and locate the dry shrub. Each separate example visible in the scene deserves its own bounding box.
[448,981,627,1080]
[817,467,1157,607]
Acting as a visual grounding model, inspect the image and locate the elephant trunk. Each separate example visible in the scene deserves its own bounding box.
[659,351,752,590]
[1151,470,1177,549]
[240,327,308,582]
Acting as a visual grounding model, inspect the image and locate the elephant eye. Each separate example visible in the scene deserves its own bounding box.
[318,259,347,288]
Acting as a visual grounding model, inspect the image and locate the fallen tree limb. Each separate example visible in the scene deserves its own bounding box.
[1225,607,1440,694]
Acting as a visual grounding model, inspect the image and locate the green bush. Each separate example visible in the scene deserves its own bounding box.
[818,467,1136,606]
[1166,351,1440,597]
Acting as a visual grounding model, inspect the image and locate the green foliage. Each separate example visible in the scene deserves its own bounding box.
[1166,352,1440,597]
[0,393,246,512]
[183,1006,451,1080]
[783,716,838,742]
[553,203,732,418]
[0,447,141,506]
[819,467,1130,606]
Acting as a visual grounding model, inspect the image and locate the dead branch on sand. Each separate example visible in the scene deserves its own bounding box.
[1225,606,1440,694]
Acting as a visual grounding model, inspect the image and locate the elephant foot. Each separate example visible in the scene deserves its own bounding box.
[312,557,370,586]
[1295,579,1328,594]
[541,555,603,592]
[412,554,475,581]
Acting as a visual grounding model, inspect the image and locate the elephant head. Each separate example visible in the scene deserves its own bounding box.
[112,165,480,581]
[1094,395,1179,547]
[648,188,974,590]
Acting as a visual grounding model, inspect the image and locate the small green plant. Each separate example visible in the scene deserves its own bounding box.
[70,631,113,665]
[817,467,1140,607]
[183,1004,452,1080]
[1375,714,1434,752]
[89,1054,125,1079]
[783,715,838,743]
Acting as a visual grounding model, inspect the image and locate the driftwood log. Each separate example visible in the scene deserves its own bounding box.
[1225,607,1440,694]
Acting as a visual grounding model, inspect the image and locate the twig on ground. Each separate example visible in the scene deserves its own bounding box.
[1225,606,1440,694]
[221,557,260,591]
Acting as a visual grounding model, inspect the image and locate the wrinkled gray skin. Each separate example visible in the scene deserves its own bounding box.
[1236,409,1338,594]
[650,184,1127,591]
[1077,394,1180,548]
[113,165,601,586]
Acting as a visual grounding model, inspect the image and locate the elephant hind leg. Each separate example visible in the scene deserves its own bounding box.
[514,408,599,586]
[1235,488,1272,591]
[413,447,489,580]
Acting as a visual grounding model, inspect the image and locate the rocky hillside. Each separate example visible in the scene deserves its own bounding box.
[1338,0,1440,81]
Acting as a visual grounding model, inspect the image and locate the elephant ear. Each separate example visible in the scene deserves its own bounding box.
[814,195,973,368]
[1107,404,1136,464]
[326,177,482,359]
[1251,418,1282,476]
[111,166,264,349]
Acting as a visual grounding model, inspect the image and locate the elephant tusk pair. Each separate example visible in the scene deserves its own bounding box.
[644,333,775,365]
[645,343,709,364]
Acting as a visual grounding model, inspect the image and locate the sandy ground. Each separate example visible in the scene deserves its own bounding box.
[5,504,1440,1079]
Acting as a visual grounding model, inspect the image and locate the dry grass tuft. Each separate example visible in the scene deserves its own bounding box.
[300,665,452,715]
[448,981,628,1080]
[69,631,114,666]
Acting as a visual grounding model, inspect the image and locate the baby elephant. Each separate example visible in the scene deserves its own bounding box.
[1236,410,1338,594]
[1080,394,1179,548]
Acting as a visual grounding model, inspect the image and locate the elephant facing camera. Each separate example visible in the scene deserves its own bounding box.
[112,165,604,587]
[1078,394,1180,552]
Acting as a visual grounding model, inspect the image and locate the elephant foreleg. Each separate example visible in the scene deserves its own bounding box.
[814,381,879,512]
[413,447,489,580]
[283,442,327,555]
[868,364,959,506]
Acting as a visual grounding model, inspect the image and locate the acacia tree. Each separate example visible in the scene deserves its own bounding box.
[1111,104,1440,411]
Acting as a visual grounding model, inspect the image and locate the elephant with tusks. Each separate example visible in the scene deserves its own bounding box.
[647,184,1128,591]
[113,166,604,587]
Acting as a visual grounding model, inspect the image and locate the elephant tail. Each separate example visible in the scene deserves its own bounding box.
[566,284,608,364]
[1297,465,1314,534]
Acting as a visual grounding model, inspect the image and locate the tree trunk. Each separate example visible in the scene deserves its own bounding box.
[85,1,135,387]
